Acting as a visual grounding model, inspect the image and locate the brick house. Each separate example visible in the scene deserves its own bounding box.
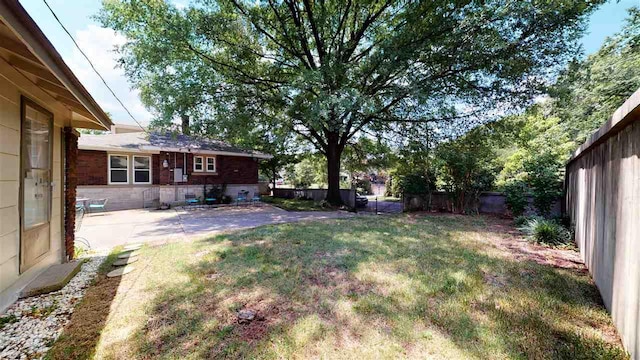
[76,124,272,210]
[0,2,111,311]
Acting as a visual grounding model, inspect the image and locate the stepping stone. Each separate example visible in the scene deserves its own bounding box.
[113,257,139,266]
[107,266,135,278]
[123,244,143,251]
[118,251,139,259]
[20,261,83,298]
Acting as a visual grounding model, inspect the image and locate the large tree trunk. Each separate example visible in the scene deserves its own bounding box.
[326,133,343,205]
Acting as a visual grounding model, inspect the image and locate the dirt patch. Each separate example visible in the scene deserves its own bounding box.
[483,272,507,288]
[235,302,288,342]
[202,291,299,347]
[418,214,588,273]
[46,273,122,359]
[488,225,587,272]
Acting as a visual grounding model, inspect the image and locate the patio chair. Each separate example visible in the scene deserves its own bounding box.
[185,193,200,207]
[87,199,108,213]
[236,191,248,206]
[75,203,85,213]
[251,193,261,205]
[203,186,216,206]
[75,205,85,233]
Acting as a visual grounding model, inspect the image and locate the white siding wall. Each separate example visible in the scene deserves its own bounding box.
[0,83,21,305]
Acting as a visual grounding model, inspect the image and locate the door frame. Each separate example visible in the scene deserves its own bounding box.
[19,96,54,273]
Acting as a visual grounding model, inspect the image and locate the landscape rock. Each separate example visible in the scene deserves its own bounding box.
[0,255,105,359]
[237,309,256,324]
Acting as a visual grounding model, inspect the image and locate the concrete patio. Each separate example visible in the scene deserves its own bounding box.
[76,205,352,250]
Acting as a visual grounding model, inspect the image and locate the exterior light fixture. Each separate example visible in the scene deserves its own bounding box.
[162,159,169,168]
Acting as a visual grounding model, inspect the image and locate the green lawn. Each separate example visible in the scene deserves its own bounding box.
[261,196,335,211]
[47,215,627,359]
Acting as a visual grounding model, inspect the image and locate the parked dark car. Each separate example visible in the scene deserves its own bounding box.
[355,193,368,208]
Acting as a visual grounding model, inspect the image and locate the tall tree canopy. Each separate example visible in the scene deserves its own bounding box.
[552,6,640,143]
[99,0,602,204]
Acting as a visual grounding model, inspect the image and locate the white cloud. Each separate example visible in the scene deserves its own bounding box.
[66,24,152,126]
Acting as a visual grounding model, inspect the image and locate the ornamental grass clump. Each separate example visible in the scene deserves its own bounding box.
[519,218,572,246]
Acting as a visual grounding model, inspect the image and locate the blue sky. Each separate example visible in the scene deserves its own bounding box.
[19,0,640,126]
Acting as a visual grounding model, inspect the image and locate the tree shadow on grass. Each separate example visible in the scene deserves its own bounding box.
[131,215,627,359]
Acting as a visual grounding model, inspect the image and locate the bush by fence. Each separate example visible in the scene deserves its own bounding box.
[403,191,561,216]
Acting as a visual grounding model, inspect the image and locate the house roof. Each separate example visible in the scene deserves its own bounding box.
[78,131,273,159]
[0,1,112,130]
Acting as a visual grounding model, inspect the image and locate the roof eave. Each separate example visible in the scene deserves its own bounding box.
[144,146,273,159]
[0,1,112,130]
[78,143,273,159]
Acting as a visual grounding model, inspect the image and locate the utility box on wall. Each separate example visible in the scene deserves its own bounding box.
[173,168,184,183]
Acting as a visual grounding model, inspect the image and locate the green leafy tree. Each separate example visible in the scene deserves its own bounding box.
[552,6,640,143]
[342,138,393,176]
[503,180,529,217]
[386,134,436,197]
[99,0,602,204]
[523,153,564,217]
[435,128,497,213]
[284,159,312,188]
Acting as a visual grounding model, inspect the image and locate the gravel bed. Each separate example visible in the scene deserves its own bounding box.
[0,256,106,359]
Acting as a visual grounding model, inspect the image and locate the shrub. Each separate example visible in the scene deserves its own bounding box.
[387,171,436,198]
[519,218,572,246]
[523,154,563,216]
[74,245,88,258]
[503,180,529,217]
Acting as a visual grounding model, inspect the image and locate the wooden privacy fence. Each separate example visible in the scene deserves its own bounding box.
[565,88,640,359]
[403,191,560,216]
[272,188,356,208]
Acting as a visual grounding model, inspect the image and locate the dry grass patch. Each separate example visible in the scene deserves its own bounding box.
[46,215,628,359]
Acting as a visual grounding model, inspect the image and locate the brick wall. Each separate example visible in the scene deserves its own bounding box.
[63,128,78,260]
[77,150,107,185]
[152,154,160,184]
[156,152,258,185]
[78,149,259,186]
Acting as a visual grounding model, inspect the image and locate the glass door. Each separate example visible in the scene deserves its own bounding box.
[20,98,53,272]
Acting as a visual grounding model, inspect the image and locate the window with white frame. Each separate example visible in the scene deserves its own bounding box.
[133,156,151,184]
[109,155,129,184]
[206,157,216,172]
[193,156,204,172]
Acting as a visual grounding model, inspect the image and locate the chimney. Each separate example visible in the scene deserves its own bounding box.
[181,114,190,135]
